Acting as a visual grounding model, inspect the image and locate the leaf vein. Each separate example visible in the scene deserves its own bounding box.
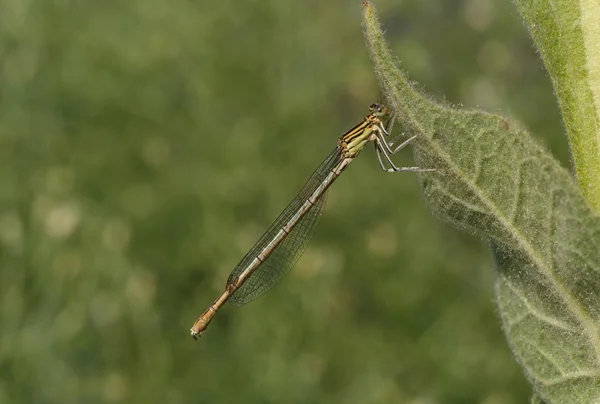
[421,131,600,363]
[504,280,578,332]
[541,369,600,387]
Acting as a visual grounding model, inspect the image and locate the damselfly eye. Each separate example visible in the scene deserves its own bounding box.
[370,103,386,114]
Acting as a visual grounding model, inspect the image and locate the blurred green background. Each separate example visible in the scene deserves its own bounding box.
[0,0,568,403]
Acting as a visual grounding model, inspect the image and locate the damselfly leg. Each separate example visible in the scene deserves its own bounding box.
[372,114,435,173]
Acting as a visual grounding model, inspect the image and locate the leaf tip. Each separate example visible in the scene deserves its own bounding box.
[361,1,377,21]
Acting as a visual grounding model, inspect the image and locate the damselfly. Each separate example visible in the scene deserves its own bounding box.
[191,103,432,339]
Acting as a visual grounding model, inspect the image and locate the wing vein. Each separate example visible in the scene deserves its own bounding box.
[227,147,343,306]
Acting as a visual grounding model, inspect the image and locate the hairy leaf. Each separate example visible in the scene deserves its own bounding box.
[513,0,600,211]
[363,2,600,402]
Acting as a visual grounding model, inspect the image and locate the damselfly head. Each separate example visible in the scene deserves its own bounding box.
[369,103,389,117]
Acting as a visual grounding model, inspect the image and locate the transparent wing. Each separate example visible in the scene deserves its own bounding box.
[229,192,327,306]
[227,147,342,307]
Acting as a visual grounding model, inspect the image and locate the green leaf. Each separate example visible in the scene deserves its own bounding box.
[362,2,600,402]
[513,0,600,211]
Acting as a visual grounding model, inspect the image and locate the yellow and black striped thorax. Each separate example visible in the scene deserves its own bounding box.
[338,104,388,158]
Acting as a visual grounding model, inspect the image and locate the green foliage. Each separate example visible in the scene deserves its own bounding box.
[363,2,600,403]
[0,0,573,402]
[514,0,600,211]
